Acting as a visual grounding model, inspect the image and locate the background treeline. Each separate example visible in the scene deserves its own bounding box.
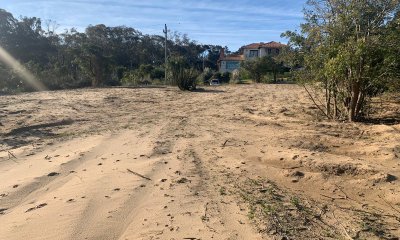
[0,9,226,92]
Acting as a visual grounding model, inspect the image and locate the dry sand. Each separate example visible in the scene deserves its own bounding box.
[0,84,399,240]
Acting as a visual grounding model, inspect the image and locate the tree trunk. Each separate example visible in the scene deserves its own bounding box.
[348,81,361,121]
[92,57,103,87]
[333,88,338,119]
[355,91,365,119]
[325,83,331,118]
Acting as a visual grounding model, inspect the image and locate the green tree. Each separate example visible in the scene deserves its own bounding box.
[283,0,400,121]
[0,8,212,92]
[241,56,282,83]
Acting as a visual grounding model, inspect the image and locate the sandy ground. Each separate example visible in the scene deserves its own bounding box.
[0,84,399,240]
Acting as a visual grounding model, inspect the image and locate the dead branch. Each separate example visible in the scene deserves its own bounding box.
[7,151,18,163]
[332,211,354,240]
[127,169,151,181]
[8,151,17,159]
[333,204,399,220]
[321,194,346,200]
[378,195,400,215]
[334,184,351,200]
[303,84,331,119]
[282,166,302,170]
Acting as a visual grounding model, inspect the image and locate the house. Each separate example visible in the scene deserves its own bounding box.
[218,41,286,73]
[218,49,245,73]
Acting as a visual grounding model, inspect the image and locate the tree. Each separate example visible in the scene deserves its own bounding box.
[382,10,400,91]
[202,45,227,70]
[283,0,400,121]
[0,8,211,92]
[241,56,282,83]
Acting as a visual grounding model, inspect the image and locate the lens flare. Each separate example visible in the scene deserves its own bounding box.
[0,46,46,91]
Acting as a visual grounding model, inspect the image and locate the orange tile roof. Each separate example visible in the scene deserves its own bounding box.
[243,41,286,49]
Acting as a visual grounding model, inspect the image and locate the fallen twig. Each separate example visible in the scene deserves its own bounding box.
[332,211,354,240]
[358,130,365,139]
[333,204,398,219]
[203,202,209,221]
[127,169,151,181]
[7,151,18,163]
[282,166,302,170]
[321,194,346,200]
[222,140,229,147]
[334,184,351,200]
[8,151,17,159]
[378,195,400,215]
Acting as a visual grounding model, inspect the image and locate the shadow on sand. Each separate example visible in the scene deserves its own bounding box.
[191,87,225,93]
[361,117,400,126]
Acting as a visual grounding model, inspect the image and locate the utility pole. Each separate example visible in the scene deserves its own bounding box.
[163,24,168,85]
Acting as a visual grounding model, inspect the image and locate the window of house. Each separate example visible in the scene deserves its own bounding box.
[268,48,272,54]
[226,61,240,70]
[276,49,280,54]
[249,50,259,57]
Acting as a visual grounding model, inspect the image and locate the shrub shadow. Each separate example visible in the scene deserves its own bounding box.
[191,87,225,93]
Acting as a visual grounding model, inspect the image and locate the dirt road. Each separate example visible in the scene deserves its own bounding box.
[1,85,399,239]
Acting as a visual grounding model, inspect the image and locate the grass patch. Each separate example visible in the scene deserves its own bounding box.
[237,178,340,239]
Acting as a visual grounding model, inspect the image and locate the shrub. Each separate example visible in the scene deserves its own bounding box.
[211,72,222,80]
[230,69,242,84]
[221,72,231,83]
[168,56,198,91]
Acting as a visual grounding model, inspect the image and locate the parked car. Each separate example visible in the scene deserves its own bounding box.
[209,79,220,85]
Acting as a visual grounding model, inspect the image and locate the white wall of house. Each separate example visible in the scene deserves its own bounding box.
[244,49,260,59]
[220,61,227,72]
[260,48,267,57]
[243,47,280,60]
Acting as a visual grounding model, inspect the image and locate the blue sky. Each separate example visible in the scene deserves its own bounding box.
[1,0,306,51]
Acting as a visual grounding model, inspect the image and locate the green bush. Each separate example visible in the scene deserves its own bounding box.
[211,72,222,80]
[221,72,231,83]
[168,56,198,91]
